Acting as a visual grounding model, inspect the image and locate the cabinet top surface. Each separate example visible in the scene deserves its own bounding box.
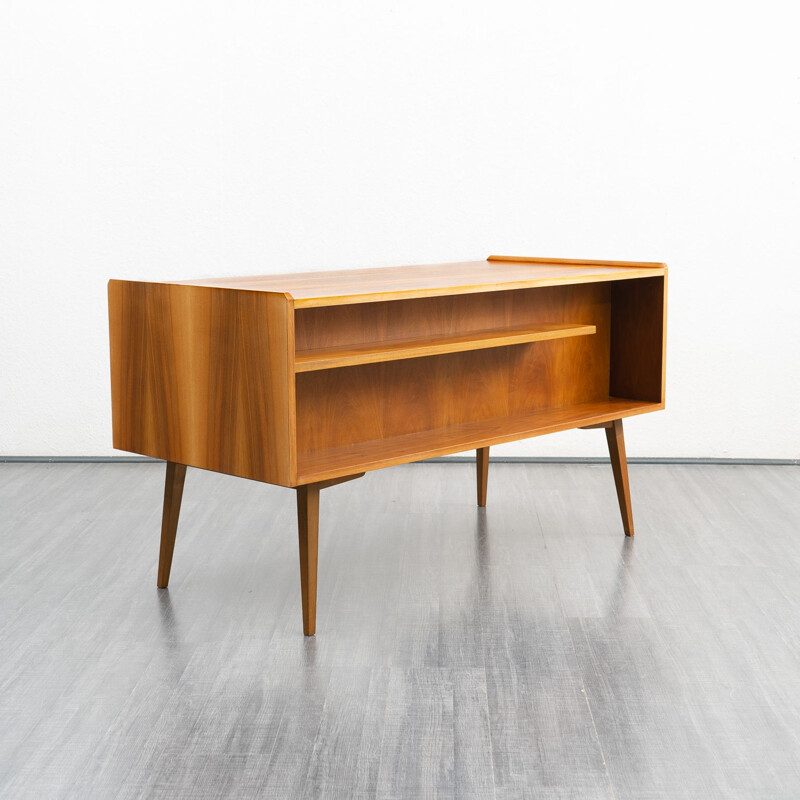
[166,255,666,308]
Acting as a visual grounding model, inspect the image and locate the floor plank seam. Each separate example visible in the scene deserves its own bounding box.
[531,495,618,800]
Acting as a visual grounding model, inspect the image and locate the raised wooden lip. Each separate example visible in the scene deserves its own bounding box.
[294,321,596,373]
[295,397,663,484]
[487,255,666,268]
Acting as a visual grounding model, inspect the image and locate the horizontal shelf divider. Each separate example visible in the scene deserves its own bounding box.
[294,322,596,373]
[296,397,662,484]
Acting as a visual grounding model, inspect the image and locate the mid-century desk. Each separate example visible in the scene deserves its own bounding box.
[108,255,667,635]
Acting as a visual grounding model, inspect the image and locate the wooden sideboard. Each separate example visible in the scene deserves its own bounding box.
[108,255,667,635]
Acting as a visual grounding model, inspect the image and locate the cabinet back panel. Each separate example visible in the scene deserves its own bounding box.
[295,284,609,353]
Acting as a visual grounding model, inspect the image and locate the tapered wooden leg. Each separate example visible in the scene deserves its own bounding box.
[605,419,634,537]
[296,483,320,636]
[477,446,490,507]
[157,461,187,588]
[294,473,364,636]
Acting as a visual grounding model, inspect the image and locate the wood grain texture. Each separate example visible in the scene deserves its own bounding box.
[376,669,455,798]
[108,281,295,486]
[108,257,667,641]
[606,419,634,536]
[477,447,489,507]
[610,276,667,403]
[294,283,608,352]
[295,283,614,463]
[110,261,666,488]
[294,321,596,373]
[297,398,660,484]
[8,462,800,798]
[296,483,320,636]
[172,257,666,308]
[488,254,665,268]
[156,461,186,588]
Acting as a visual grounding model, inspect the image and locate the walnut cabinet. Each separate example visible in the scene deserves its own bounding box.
[108,255,667,635]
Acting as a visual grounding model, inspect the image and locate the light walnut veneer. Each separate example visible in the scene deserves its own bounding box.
[108,255,667,635]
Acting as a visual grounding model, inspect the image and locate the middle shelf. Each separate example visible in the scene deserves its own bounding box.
[294,321,596,373]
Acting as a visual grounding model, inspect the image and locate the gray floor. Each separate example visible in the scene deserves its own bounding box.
[1,462,800,799]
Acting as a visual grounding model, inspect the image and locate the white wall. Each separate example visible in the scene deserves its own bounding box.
[2,0,798,459]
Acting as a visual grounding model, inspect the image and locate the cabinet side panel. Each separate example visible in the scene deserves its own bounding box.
[108,281,294,485]
[609,276,666,403]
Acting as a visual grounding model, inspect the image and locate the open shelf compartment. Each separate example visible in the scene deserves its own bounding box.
[294,321,596,372]
[292,275,666,485]
[296,397,661,483]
